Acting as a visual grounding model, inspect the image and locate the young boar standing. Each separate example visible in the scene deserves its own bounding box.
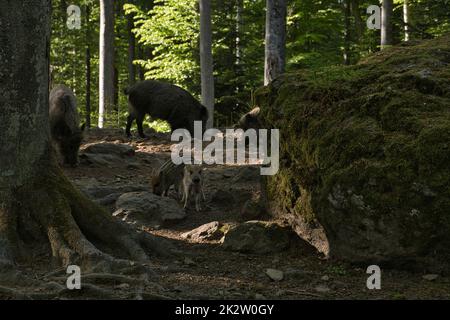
[125,80,209,138]
[49,84,85,167]
[181,165,206,212]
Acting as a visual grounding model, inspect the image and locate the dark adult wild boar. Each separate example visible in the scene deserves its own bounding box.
[49,84,85,167]
[125,80,209,138]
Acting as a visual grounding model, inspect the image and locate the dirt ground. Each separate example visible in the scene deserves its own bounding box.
[2,128,449,300]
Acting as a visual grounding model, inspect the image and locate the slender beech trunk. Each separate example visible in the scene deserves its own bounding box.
[403,0,410,42]
[200,0,215,129]
[127,8,136,86]
[235,0,244,93]
[343,0,351,65]
[381,0,393,49]
[85,4,91,128]
[99,0,115,128]
[264,0,287,85]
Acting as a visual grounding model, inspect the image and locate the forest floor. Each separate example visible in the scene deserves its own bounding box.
[4,128,449,300]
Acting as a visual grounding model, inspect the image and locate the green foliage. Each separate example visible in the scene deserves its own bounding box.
[124,0,200,90]
[50,0,450,129]
[143,119,171,133]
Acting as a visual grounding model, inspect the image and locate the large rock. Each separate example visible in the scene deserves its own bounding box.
[115,192,186,227]
[256,36,450,266]
[222,221,292,254]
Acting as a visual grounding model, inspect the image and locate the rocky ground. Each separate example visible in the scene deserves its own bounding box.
[2,128,448,300]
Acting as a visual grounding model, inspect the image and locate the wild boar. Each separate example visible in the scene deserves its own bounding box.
[124,80,209,138]
[234,107,261,130]
[151,159,185,197]
[181,165,206,212]
[49,84,85,167]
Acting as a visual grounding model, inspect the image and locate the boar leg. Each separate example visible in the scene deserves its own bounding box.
[125,113,135,137]
[136,114,147,138]
[195,193,201,212]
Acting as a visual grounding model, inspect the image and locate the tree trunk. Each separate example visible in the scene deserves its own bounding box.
[343,0,351,65]
[127,9,136,86]
[113,0,122,112]
[137,45,145,81]
[85,4,91,129]
[0,0,168,291]
[381,0,393,49]
[403,0,410,42]
[264,0,286,85]
[199,0,215,129]
[235,0,244,93]
[99,0,115,128]
[351,0,364,41]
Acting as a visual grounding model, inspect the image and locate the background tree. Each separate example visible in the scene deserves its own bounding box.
[98,0,115,128]
[126,0,137,86]
[200,0,215,128]
[264,0,287,85]
[381,0,393,49]
[85,3,92,128]
[403,0,410,41]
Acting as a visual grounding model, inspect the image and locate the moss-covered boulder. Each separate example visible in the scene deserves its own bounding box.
[256,35,450,267]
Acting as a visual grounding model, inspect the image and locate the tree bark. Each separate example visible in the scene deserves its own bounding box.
[199,0,215,129]
[99,0,115,128]
[264,0,286,85]
[0,0,169,285]
[381,0,393,49]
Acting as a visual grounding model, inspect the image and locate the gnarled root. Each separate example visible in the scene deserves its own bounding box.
[0,163,175,298]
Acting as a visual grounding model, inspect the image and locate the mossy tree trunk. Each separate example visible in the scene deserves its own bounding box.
[0,0,167,278]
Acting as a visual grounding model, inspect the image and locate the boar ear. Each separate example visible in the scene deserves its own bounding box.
[80,123,86,132]
[249,107,260,117]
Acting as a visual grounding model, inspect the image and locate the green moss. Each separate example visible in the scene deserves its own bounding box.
[258,35,450,265]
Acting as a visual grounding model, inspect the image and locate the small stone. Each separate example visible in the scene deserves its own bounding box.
[321,275,330,281]
[315,284,331,293]
[265,268,284,281]
[422,274,439,281]
[115,283,130,290]
[284,268,307,280]
[275,289,285,297]
[255,293,266,300]
[184,257,195,266]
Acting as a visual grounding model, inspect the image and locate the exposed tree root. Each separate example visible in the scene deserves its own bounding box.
[0,159,176,298]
